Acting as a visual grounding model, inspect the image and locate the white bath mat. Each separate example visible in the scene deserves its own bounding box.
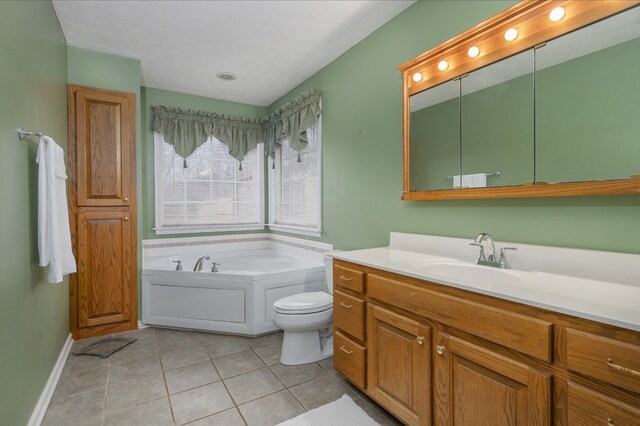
[276,395,380,426]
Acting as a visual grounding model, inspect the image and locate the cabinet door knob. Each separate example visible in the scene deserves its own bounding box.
[436,345,445,355]
[607,418,615,426]
[124,197,129,202]
[416,336,425,345]
[124,216,129,221]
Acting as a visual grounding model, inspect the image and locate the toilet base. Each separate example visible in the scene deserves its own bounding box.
[280,327,333,365]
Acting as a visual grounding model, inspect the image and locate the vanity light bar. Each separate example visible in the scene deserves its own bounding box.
[405,3,575,88]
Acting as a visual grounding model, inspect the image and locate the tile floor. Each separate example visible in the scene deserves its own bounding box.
[43,327,402,426]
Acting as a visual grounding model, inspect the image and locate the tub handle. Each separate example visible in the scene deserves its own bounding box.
[211,262,221,272]
[339,302,353,309]
[172,260,183,271]
[339,275,352,282]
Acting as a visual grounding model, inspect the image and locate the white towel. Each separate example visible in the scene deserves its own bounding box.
[37,136,76,283]
[453,173,487,188]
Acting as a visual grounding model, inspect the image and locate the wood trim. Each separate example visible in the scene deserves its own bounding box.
[398,0,640,201]
[397,1,639,94]
[402,178,640,200]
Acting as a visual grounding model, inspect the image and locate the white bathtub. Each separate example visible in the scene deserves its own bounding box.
[142,249,326,336]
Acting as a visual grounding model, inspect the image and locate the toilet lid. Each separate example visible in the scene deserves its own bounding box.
[274,292,333,314]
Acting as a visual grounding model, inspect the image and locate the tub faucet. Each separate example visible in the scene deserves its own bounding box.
[193,255,211,272]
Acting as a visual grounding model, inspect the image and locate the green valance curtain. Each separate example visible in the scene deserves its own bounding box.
[152,89,321,167]
[152,106,264,167]
[263,89,322,160]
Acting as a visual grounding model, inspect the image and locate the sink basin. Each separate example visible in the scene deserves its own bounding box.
[416,262,523,287]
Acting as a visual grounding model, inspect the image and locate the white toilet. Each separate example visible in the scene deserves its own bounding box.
[272,255,334,365]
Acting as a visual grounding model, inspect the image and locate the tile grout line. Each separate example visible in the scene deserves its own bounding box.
[101,334,113,426]
[202,338,249,426]
[249,345,313,413]
[155,334,178,425]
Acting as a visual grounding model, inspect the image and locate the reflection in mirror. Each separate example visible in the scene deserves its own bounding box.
[461,49,535,188]
[410,79,461,191]
[535,8,640,183]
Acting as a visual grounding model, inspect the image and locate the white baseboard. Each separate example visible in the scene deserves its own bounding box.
[138,320,150,329]
[28,333,73,426]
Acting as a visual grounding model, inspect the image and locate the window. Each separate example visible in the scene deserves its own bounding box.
[269,122,322,236]
[154,133,264,234]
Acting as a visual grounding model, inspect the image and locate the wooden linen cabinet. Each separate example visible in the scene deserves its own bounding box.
[68,84,137,340]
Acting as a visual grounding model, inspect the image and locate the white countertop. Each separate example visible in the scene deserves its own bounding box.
[331,246,640,332]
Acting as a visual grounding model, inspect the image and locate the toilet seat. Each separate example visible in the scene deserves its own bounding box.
[273,291,333,315]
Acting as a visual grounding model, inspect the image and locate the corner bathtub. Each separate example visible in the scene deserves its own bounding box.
[141,250,326,336]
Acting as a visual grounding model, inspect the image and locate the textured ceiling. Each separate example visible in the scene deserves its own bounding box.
[53,0,414,106]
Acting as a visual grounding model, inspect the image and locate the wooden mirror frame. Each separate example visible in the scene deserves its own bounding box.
[398,0,640,200]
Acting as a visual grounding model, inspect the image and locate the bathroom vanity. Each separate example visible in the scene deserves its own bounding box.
[331,233,640,426]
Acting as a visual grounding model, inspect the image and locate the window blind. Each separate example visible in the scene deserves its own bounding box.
[271,123,321,231]
[156,133,261,228]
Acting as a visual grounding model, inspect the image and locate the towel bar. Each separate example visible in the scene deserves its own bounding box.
[446,171,501,181]
[17,126,44,140]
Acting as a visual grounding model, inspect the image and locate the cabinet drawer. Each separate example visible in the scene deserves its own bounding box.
[368,273,553,361]
[334,264,365,294]
[334,291,365,341]
[568,382,640,426]
[566,329,640,394]
[334,330,366,389]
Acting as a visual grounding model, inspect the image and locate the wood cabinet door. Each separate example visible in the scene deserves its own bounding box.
[367,303,431,426]
[71,85,135,207]
[76,208,133,328]
[434,332,551,426]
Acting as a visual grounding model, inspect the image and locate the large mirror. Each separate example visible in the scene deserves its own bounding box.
[535,7,640,184]
[410,79,460,191]
[400,1,640,200]
[461,49,534,188]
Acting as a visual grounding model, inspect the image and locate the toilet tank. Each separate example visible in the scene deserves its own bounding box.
[324,253,334,295]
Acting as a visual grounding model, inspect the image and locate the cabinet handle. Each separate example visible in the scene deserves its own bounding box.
[416,336,425,345]
[340,345,353,355]
[607,358,640,377]
[124,197,129,202]
[124,216,129,221]
[339,275,352,282]
[436,345,445,355]
[607,418,615,426]
[339,302,353,309]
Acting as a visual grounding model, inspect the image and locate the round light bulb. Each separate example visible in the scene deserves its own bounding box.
[549,7,565,22]
[468,46,480,58]
[438,60,449,71]
[412,72,423,82]
[504,28,518,41]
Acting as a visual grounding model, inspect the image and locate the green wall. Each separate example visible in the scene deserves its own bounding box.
[140,87,267,240]
[268,0,640,253]
[0,1,69,424]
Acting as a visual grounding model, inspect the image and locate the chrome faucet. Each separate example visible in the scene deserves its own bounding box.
[193,255,211,272]
[172,260,183,271]
[470,233,517,269]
